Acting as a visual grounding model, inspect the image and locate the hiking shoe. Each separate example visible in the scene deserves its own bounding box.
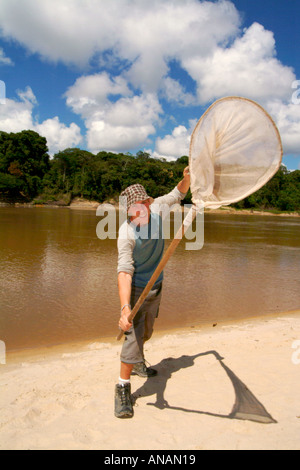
[114,383,133,419]
[132,361,157,378]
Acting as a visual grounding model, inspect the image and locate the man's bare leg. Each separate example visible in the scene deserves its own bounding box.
[120,362,134,380]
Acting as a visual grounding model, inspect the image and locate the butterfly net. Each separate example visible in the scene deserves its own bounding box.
[189,97,283,209]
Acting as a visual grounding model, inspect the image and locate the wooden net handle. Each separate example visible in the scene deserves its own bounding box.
[117,205,198,341]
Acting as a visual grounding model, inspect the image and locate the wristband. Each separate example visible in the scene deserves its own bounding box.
[121,304,131,314]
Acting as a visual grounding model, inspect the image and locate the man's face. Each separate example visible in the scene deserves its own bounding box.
[128,199,151,226]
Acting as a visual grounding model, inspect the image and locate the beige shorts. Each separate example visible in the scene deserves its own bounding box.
[120,282,163,364]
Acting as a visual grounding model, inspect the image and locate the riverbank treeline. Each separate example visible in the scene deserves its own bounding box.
[0,129,299,212]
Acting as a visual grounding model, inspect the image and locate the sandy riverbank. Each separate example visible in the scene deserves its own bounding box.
[70,200,300,217]
[0,310,299,450]
[1,198,299,216]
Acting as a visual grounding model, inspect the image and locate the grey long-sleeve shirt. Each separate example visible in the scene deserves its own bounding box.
[117,186,186,286]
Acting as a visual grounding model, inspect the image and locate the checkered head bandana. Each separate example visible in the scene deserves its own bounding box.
[120,184,153,211]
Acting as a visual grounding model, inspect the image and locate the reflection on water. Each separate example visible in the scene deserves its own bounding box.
[0,207,299,351]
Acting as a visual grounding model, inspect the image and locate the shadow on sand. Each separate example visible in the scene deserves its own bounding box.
[131,351,277,424]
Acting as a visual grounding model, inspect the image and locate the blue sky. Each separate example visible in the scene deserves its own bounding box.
[0,0,299,170]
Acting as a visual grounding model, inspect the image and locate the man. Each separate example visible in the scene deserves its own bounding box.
[114,167,190,418]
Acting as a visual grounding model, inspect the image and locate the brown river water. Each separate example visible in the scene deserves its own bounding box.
[0,207,299,351]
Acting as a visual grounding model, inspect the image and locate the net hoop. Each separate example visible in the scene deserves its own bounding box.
[189,96,283,209]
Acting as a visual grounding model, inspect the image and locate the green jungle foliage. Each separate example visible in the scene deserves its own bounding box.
[0,130,299,212]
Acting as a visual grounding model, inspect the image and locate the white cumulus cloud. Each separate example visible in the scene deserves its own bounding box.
[266,100,300,155]
[65,73,162,152]
[0,87,82,155]
[0,47,13,65]
[155,120,197,159]
[160,77,194,106]
[85,93,162,153]
[0,0,241,90]
[35,118,82,156]
[183,22,295,104]
[64,73,132,118]
[0,0,299,162]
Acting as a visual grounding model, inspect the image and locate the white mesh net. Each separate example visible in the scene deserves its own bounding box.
[189,97,283,209]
